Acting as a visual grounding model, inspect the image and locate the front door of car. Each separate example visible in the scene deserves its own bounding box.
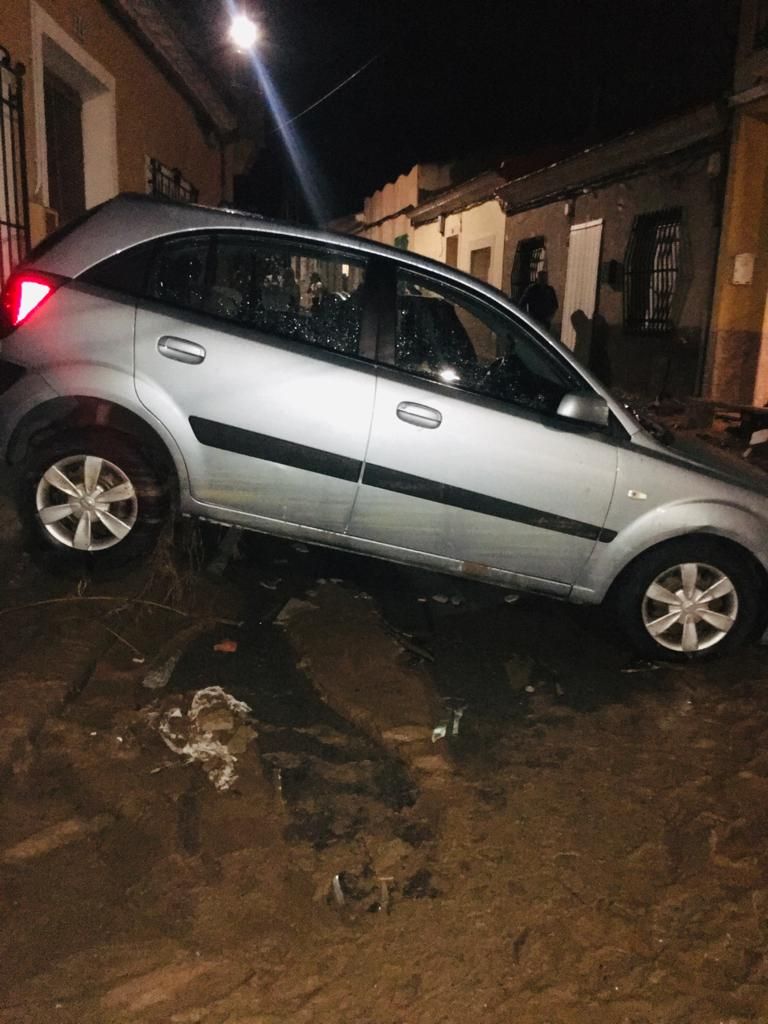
[348,266,619,587]
[134,231,376,533]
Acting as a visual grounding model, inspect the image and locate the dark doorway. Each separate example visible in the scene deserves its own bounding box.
[44,69,85,226]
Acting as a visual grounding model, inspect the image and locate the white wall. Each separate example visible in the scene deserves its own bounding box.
[412,200,506,289]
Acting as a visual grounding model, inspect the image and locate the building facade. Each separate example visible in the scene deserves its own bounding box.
[497,107,728,398]
[0,0,248,284]
[707,0,768,405]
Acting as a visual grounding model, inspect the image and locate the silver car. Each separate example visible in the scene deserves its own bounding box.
[1,194,767,659]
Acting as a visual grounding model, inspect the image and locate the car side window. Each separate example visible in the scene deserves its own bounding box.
[210,236,367,356]
[146,233,368,357]
[389,269,582,415]
[147,236,209,311]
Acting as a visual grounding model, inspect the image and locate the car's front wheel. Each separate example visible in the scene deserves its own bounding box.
[19,430,171,576]
[614,538,764,660]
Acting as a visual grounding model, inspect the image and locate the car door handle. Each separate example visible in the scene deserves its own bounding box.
[157,336,206,365]
[396,401,442,429]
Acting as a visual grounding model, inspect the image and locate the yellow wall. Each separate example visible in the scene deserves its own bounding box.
[707,106,768,402]
[0,0,227,222]
[412,201,506,290]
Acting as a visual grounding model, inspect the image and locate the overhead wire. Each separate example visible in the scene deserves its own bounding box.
[269,53,381,134]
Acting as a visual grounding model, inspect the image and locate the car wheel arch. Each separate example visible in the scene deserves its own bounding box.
[605,531,768,607]
[7,396,181,504]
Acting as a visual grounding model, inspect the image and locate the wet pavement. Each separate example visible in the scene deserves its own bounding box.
[1,477,768,1023]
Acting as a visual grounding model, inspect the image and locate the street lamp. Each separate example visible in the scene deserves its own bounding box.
[229,12,260,52]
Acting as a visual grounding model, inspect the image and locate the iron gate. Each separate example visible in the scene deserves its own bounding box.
[0,47,30,286]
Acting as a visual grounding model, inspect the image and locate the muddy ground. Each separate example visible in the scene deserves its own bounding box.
[1,469,768,1023]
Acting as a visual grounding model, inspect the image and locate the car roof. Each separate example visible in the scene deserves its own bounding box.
[28,192,506,303]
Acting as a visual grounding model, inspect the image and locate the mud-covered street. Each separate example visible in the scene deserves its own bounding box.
[2,475,768,1024]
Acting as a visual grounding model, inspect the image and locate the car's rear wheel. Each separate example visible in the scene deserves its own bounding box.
[19,429,171,576]
[614,538,763,660]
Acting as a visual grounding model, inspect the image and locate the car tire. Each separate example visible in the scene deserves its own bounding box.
[18,429,171,577]
[614,537,764,660]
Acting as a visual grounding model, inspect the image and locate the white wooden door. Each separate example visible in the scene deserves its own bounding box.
[560,219,603,351]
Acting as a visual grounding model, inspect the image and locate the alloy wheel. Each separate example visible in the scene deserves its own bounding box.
[35,453,138,552]
[641,561,738,654]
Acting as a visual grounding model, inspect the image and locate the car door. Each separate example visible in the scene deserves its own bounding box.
[348,264,619,588]
[133,231,376,533]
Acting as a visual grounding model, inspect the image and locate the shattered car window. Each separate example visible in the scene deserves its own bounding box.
[391,270,581,415]
[208,235,366,356]
[146,233,367,357]
[147,236,208,311]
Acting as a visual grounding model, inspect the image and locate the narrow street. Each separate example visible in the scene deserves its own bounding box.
[1,470,768,1024]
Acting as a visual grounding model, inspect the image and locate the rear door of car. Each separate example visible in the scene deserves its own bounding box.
[133,230,377,533]
[348,262,619,589]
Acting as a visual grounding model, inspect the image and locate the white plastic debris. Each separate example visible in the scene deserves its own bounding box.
[750,427,768,446]
[432,594,449,604]
[524,684,535,693]
[504,593,521,604]
[431,722,448,743]
[331,873,346,906]
[153,686,255,791]
[293,543,310,553]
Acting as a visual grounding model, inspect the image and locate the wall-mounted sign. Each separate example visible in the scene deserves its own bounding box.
[733,252,755,286]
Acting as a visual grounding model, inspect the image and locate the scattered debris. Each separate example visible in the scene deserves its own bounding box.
[432,701,467,741]
[377,876,394,914]
[275,598,318,626]
[2,815,114,863]
[207,526,243,577]
[432,594,450,604]
[417,596,428,603]
[450,595,463,606]
[141,653,182,690]
[131,656,145,664]
[402,868,440,900]
[451,705,465,736]
[504,593,521,604]
[524,684,535,693]
[431,722,448,743]
[329,578,344,584]
[293,543,310,553]
[331,873,346,906]
[259,579,281,590]
[152,686,256,791]
[621,660,661,674]
[386,625,435,663]
[213,638,238,654]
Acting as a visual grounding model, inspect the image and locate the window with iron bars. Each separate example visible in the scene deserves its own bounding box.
[146,157,198,204]
[510,237,546,302]
[623,208,682,335]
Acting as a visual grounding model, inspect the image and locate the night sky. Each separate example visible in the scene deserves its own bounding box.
[170,0,739,222]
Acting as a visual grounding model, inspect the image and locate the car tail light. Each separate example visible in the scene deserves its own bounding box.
[1,271,60,328]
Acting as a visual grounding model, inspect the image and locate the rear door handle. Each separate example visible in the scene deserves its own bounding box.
[157,336,206,365]
[396,401,442,429]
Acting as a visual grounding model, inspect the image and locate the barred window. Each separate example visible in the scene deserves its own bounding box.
[510,237,546,302]
[146,157,198,203]
[623,208,682,334]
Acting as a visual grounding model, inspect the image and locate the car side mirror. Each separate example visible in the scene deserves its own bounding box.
[556,392,610,427]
